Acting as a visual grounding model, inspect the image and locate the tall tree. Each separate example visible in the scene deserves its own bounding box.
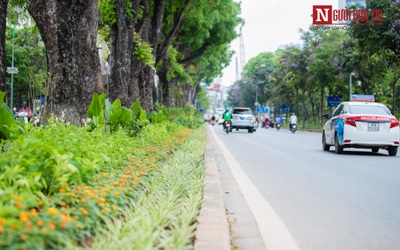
[348,0,400,113]
[102,0,141,106]
[28,0,102,125]
[157,0,241,107]
[0,0,9,92]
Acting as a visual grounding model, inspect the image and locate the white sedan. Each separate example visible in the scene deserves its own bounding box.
[322,100,400,156]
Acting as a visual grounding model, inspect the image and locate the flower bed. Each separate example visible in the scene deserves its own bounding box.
[0,121,204,249]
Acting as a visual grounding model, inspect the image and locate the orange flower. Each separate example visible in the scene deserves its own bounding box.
[20,235,26,241]
[30,208,38,215]
[80,208,88,215]
[47,207,58,216]
[19,212,30,222]
[77,224,84,230]
[60,214,72,223]
[64,183,69,187]
[0,218,6,224]
[102,173,107,177]
[41,227,47,233]
[0,225,4,233]
[59,188,65,193]
[60,224,67,229]
[15,201,24,209]
[36,220,43,227]
[48,223,56,230]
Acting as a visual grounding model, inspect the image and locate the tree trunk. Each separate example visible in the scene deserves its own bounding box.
[157,57,170,106]
[0,0,8,93]
[108,0,138,106]
[28,0,102,126]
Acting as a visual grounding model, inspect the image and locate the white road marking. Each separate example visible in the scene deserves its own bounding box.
[210,127,301,250]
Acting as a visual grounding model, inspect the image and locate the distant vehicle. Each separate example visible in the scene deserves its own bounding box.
[203,113,211,123]
[215,107,225,115]
[321,99,400,156]
[215,108,225,125]
[231,107,257,133]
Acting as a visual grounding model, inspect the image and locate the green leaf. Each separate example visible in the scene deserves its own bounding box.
[87,92,103,118]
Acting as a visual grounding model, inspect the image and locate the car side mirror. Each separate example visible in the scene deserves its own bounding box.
[321,114,330,119]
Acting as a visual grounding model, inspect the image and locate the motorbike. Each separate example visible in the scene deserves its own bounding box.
[33,115,40,126]
[290,123,297,133]
[276,123,281,131]
[17,112,29,123]
[224,120,232,134]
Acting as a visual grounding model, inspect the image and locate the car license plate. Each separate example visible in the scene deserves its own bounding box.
[240,117,244,120]
[368,122,379,131]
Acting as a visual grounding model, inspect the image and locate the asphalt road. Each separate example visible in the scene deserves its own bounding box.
[209,123,400,250]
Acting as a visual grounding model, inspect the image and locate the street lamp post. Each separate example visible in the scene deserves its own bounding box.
[349,72,356,100]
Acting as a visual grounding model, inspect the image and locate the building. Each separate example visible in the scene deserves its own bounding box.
[338,0,366,9]
[205,78,225,112]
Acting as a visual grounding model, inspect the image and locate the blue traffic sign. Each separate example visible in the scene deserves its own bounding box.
[327,96,342,107]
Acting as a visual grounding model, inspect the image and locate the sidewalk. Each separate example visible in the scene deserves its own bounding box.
[194,126,266,250]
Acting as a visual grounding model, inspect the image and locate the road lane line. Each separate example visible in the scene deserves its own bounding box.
[210,127,301,250]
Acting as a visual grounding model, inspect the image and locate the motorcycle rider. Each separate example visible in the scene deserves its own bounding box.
[275,115,282,125]
[222,107,233,131]
[289,112,298,130]
[33,106,41,126]
[264,116,269,128]
[18,102,33,122]
[12,107,18,120]
[210,114,216,125]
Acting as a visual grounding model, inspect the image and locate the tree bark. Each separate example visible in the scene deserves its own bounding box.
[108,0,140,106]
[157,57,170,106]
[28,0,102,126]
[0,0,8,93]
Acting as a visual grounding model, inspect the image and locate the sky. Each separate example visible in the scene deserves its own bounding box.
[220,0,339,86]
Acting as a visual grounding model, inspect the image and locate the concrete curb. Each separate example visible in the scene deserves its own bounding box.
[194,132,230,250]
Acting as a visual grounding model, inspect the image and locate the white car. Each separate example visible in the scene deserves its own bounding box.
[322,100,400,156]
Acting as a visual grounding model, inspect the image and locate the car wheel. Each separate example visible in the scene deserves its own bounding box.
[248,127,254,133]
[334,133,343,154]
[371,147,379,153]
[388,146,398,156]
[322,132,330,151]
[236,128,239,131]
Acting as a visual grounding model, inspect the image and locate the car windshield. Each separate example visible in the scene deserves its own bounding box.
[233,109,252,115]
[349,105,392,115]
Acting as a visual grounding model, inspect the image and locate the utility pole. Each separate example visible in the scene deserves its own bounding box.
[235,57,239,82]
[6,26,18,109]
[239,25,245,78]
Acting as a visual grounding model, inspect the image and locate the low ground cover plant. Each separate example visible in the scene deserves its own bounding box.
[0,92,205,249]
